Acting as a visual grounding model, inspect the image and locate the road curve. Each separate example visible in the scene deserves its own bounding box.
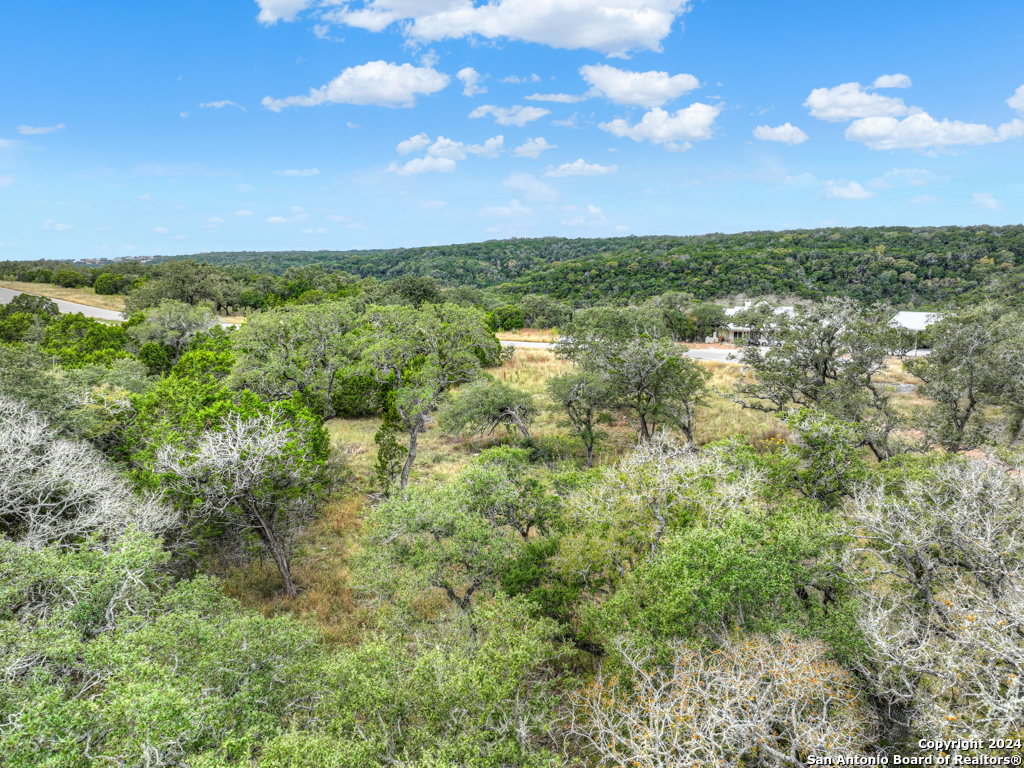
[0,286,125,321]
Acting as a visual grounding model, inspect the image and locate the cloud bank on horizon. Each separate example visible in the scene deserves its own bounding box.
[1,0,1022,258]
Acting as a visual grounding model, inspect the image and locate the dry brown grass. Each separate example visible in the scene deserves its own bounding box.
[496,328,559,343]
[0,281,127,311]
[220,348,798,631]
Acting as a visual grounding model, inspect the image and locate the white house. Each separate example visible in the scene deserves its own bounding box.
[715,300,796,344]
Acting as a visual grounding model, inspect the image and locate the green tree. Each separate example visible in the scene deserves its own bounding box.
[362,303,493,489]
[546,371,611,466]
[437,378,537,439]
[126,299,218,364]
[41,314,131,368]
[52,268,85,288]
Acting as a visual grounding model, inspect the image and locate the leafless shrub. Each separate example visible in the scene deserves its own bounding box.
[845,457,1024,740]
[566,633,875,767]
[0,396,174,548]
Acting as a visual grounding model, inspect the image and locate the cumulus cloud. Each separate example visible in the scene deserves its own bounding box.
[513,137,557,158]
[256,0,311,25]
[466,135,504,158]
[457,67,486,97]
[267,208,311,223]
[782,173,817,187]
[321,0,694,57]
[845,113,1024,150]
[543,158,617,177]
[478,199,532,218]
[397,133,431,155]
[1006,85,1024,115]
[972,192,1001,210]
[526,93,588,103]
[386,156,457,175]
[823,180,876,200]
[43,219,73,231]
[469,104,549,126]
[580,64,698,107]
[752,122,808,145]
[503,171,557,201]
[152,226,169,234]
[804,82,914,122]
[872,73,912,89]
[200,100,245,110]
[599,103,720,150]
[235,210,254,216]
[563,204,606,226]
[275,168,321,176]
[17,123,65,135]
[503,74,541,84]
[262,61,449,111]
[206,217,224,224]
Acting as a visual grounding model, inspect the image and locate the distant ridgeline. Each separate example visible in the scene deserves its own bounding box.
[4,225,1021,308]
[145,226,1024,307]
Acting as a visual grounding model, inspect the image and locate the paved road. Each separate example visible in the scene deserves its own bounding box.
[500,338,743,364]
[0,286,125,321]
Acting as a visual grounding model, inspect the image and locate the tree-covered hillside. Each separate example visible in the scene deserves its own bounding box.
[146,225,1024,307]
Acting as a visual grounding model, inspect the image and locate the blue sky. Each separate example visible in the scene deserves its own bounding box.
[1,0,1022,260]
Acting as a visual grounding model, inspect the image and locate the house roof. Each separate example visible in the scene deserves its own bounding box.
[891,311,942,332]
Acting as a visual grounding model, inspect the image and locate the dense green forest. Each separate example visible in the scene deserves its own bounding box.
[5,224,1024,310]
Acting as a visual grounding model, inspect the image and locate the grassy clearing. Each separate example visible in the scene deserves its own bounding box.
[222,349,791,633]
[496,328,560,343]
[0,280,127,311]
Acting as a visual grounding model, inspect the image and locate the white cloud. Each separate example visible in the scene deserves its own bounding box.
[525,93,588,103]
[419,200,447,209]
[347,222,369,229]
[457,67,486,97]
[206,217,224,224]
[1007,85,1024,115]
[428,136,467,160]
[386,156,457,175]
[845,113,1024,150]
[543,158,617,177]
[347,121,359,128]
[326,214,348,222]
[200,100,245,110]
[237,183,253,193]
[503,171,557,202]
[322,0,694,57]
[503,74,540,84]
[0,175,14,188]
[972,192,1001,210]
[823,180,876,200]
[580,64,698,107]
[256,0,311,25]
[752,122,808,145]
[175,205,186,211]
[152,226,169,234]
[397,133,431,155]
[513,137,557,158]
[180,111,189,118]
[235,210,254,216]
[139,193,152,201]
[872,74,912,89]
[563,204,606,226]
[782,173,817,187]
[262,61,449,111]
[43,219,73,231]
[478,199,532,218]
[866,168,941,189]
[908,194,938,204]
[275,168,321,176]
[173,234,188,240]
[267,210,311,223]
[599,103,720,149]
[17,123,65,135]
[552,113,579,128]
[467,135,505,158]
[805,82,914,122]
[469,104,549,126]
[301,228,328,234]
